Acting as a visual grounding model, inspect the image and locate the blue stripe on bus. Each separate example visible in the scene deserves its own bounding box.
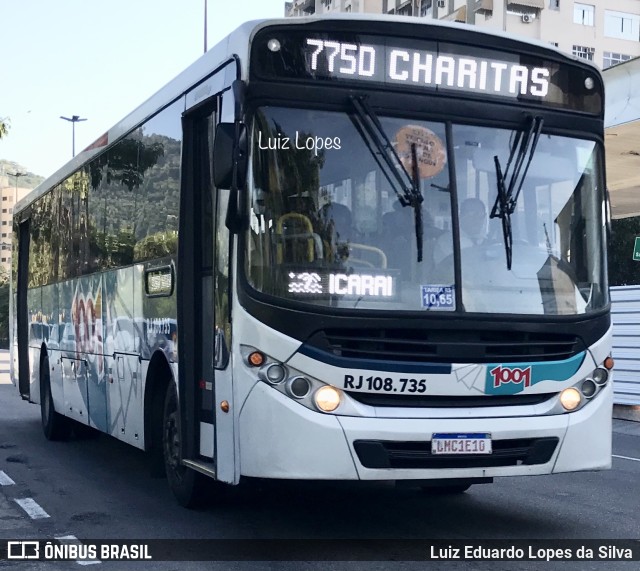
[297,344,453,375]
[484,351,587,395]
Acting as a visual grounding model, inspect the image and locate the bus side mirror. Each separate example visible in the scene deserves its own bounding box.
[213,122,248,191]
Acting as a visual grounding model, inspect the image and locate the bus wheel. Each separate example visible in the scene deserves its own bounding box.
[162,383,206,508]
[40,356,71,441]
[420,484,472,495]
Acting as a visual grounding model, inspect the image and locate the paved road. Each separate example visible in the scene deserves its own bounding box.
[0,360,638,570]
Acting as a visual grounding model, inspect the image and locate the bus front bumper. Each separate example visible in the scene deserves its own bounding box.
[238,381,612,480]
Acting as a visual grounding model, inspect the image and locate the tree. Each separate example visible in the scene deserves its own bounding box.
[0,118,9,139]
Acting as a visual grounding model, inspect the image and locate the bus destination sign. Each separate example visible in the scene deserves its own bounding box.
[305,38,551,99]
[253,31,602,114]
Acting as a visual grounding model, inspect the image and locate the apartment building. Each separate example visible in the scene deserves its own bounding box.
[285,1,384,16]
[285,1,640,70]
[0,173,30,275]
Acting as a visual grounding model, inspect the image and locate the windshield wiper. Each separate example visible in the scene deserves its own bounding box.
[492,155,514,270]
[349,95,425,262]
[490,115,544,270]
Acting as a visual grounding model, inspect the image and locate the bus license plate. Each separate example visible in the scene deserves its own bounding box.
[431,433,492,455]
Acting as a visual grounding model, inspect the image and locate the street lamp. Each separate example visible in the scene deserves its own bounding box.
[60,115,87,157]
[204,0,208,53]
[7,171,25,205]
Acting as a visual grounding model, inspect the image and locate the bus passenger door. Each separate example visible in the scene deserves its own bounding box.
[16,218,31,399]
[179,92,236,482]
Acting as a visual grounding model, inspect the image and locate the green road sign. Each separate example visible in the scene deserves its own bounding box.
[634,237,640,261]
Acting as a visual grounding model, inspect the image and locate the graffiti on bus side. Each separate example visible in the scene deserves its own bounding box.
[70,279,104,377]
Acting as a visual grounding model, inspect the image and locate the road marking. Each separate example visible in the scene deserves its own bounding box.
[0,355,11,384]
[0,470,15,485]
[15,498,50,519]
[56,535,101,566]
[613,454,640,463]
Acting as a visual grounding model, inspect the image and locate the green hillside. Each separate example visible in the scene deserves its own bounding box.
[0,159,45,189]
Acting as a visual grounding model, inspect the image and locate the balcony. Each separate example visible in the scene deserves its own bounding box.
[474,0,493,16]
[293,0,315,14]
[507,0,544,9]
[444,5,466,23]
[387,1,413,16]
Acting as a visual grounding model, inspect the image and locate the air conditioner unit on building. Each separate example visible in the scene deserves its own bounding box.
[437,0,446,8]
[521,14,533,23]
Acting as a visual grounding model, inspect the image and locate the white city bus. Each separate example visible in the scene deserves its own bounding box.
[12,14,613,507]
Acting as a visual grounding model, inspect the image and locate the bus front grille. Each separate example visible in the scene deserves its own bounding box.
[309,328,581,363]
[353,438,559,470]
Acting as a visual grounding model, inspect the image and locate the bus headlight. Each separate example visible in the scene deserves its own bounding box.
[314,386,342,412]
[287,376,311,399]
[580,379,597,398]
[264,363,287,384]
[559,388,581,411]
[241,345,361,415]
[592,367,608,385]
[551,360,612,414]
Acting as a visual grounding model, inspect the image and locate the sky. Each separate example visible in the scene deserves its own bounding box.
[0,0,286,179]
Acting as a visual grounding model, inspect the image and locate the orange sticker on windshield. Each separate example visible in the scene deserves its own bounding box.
[395,126,447,179]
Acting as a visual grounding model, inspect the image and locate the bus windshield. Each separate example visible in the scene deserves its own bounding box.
[245,106,608,315]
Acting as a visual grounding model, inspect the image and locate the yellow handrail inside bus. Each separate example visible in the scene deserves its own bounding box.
[348,243,388,269]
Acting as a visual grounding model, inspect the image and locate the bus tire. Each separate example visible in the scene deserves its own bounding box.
[148,387,167,478]
[40,355,71,441]
[420,484,472,495]
[163,383,206,508]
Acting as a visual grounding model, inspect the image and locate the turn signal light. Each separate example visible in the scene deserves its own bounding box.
[604,356,614,370]
[248,351,265,367]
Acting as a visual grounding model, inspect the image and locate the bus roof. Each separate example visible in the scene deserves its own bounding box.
[17,13,599,213]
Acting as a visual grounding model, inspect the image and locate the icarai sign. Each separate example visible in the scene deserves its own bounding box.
[288,271,394,298]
